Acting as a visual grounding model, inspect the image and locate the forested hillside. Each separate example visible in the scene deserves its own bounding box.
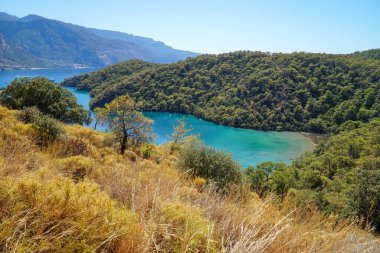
[246,119,380,232]
[62,60,158,92]
[352,49,380,60]
[63,51,380,133]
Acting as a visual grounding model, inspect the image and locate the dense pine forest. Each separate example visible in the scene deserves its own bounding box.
[63,50,380,133]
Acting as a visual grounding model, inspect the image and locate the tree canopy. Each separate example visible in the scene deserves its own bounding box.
[95,95,154,154]
[0,77,91,125]
[64,51,380,133]
[62,60,157,92]
[249,119,380,232]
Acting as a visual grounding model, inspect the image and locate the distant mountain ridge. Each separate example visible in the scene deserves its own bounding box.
[0,12,198,69]
[88,28,197,64]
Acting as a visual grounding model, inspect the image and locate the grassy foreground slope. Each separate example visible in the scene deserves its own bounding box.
[0,106,379,252]
[63,51,380,133]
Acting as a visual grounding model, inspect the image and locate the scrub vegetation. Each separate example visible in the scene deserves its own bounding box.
[0,103,379,252]
[1,50,380,251]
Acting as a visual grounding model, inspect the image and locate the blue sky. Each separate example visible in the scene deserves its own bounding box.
[1,0,379,54]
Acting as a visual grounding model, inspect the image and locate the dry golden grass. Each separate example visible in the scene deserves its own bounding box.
[0,108,39,177]
[0,175,144,253]
[0,106,379,253]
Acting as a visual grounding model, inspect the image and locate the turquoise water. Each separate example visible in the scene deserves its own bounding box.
[0,68,95,86]
[143,112,314,167]
[0,68,314,167]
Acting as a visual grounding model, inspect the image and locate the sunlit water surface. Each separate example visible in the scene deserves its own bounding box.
[0,68,314,167]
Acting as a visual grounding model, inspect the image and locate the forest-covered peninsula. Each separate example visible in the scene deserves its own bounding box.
[63,50,380,133]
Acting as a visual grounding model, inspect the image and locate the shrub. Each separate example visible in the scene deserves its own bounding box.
[32,113,63,146]
[141,144,156,159]
[50,136,91,158]
[18,107,63,146]
[55,156,95,182]
[65,125,105,149]
[0,176,143,253]
[286,188,322,210]
[177,137,242,192]
[124,150,138,161]
[193,177,207,190]
[17,106,41,123]
[0,107,39,176]
[0,106,11,120]
[158,202,216,252]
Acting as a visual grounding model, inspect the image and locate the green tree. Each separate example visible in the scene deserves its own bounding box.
[353,158,380,230]
[93,107,104,130]
[95,95,154,154]
[245,162,286,197]
[269,166,297,199]
[0,77,91,124]
[169,117,192,154]
[245,166,267,197]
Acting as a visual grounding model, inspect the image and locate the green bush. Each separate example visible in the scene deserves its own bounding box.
[1,77,91,124]
[245,162,289,198]
[353,157,380,232]
[34,115,62,146]
[17,106,42,124]
[19,107,63,146]
[286,188,322,210]
[177,136,242,192]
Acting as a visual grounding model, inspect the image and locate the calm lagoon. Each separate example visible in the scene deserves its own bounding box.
[0,68,314,167]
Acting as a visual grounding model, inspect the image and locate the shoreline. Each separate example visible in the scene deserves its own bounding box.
[2,69,329,149]
[299,132,328,146]
[0,66,91,71]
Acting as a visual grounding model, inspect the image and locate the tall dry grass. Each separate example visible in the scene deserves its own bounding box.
[94,158,380,253]
[0,106,379,253]
[0,107,39,177]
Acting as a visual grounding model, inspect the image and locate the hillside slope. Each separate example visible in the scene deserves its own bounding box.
[62,60,159,92]
[0,106,378,252]
[0,12,197,69]
[352,49,380,60]
[246,119,380,233]
[63,51,380,133]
